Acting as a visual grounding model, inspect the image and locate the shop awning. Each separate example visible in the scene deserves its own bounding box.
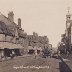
[0,42,24,49]
[28,46,42,51]
[28,46,34,50]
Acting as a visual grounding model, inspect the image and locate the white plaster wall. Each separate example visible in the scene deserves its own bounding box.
[5,35,13,42]
[0,34,5,41]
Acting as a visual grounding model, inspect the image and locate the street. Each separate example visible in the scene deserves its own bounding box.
[0,55,60,72]
[0,55,72,72]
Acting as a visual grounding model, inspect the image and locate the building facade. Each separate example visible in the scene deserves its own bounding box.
[0,11,50,57]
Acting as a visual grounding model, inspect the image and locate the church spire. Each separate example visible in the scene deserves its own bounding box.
[67,7,71,15]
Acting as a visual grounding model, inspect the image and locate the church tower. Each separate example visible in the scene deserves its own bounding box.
[66,7,72,50]
[66,7,71,29]
[66,7,71,37]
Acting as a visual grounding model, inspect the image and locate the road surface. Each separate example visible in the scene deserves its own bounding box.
[0,55,60,72]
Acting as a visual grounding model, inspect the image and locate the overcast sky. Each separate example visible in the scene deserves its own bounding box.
[0,0,72,47]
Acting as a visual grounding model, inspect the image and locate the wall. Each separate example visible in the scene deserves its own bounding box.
[11,37,16,43]
[19,37,23,44]
[71,26,72,44]
[5,35,13,42]
[0,34,5,41]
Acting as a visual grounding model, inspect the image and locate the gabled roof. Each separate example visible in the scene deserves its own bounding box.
[0,12,17,27]
[0,12,28,37]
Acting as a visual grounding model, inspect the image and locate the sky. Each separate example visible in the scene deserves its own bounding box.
[0,0,72,47]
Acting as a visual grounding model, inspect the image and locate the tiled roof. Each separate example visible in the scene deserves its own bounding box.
[18,32,27,38]
[2,14,17,27]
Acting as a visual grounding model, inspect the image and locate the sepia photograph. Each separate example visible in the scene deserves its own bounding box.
[0,0,72,72]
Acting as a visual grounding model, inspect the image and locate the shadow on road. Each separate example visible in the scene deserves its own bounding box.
[59,56,72,72]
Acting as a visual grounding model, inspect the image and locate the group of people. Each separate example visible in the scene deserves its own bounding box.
[0,50,15,60]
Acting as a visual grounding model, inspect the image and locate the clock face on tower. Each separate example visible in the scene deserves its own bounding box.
[67,22,70,28]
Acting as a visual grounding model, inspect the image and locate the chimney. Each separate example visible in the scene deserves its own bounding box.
[18,18,21,28]
[8,11,14,22]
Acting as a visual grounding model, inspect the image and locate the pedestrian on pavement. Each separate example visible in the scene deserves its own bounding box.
[35,50,37,59]
[10,50,15,59]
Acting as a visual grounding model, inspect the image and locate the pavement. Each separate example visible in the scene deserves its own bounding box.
[0,55,60,72]
[65,60,72,71]
[58,56,72,72]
